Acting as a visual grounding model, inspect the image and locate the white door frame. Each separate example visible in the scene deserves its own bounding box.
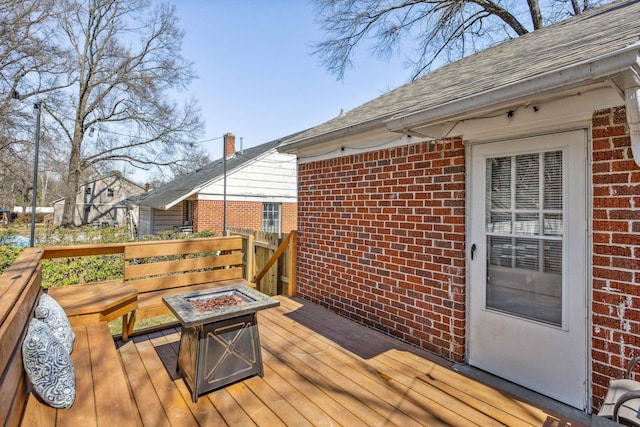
[464,128,592,410]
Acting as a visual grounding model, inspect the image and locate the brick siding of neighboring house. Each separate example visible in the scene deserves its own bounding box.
[590,106,640,408]
[193,200,297,236]
[297,138,467,361]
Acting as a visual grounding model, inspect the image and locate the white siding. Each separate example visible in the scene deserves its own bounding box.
[138,206,152,236]
[198,150,296,202]
[55,176,144,226]
[152,204,182,234]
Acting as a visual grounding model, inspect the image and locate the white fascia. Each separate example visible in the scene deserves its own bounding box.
[384,44,640,164]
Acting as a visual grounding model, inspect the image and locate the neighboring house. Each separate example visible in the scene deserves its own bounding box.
[134,133,297,237]
[53,175,145,227]
[279,0,640,414]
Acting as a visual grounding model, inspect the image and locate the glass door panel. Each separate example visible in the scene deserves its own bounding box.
[485,151,563,326]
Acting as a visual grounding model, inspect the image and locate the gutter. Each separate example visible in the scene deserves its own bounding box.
[384,43,640,164]
[278,117,391,153]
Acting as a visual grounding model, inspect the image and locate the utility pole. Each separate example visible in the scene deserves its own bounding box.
[223,133,227,235]
[30,102,42,247]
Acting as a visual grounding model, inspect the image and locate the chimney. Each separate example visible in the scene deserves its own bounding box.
[224,133,235,159]
[144,183,151,192]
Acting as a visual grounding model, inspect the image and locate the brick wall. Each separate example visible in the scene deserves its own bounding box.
[194,200,297,235]
[281,202,297,233]
[297,138,466,361]
[591,106,640,407]
[294,107,640,407]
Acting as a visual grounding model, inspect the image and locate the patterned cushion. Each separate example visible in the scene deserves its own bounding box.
[22,318,76,409]
[35,293,75,354]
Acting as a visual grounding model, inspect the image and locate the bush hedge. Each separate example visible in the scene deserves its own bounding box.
[0,227,217,288]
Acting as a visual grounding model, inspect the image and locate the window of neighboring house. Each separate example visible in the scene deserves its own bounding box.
[107,188,114,198]
[85,187,91,195]
[262,203,281,234]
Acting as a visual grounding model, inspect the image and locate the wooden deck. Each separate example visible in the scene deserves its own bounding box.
[117,296,585,426]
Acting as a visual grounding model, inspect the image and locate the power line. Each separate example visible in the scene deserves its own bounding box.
[89,127,225,145]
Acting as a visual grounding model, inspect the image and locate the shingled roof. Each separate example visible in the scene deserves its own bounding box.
[280,0,640,149]
[135,139,281,210]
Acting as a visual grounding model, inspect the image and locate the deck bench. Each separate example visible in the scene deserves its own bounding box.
[47,281,138,336]
[0,248,137,427]
[122,236,254,337]
[42,236,254,339]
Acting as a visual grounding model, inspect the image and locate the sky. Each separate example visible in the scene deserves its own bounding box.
[167,1,410,161]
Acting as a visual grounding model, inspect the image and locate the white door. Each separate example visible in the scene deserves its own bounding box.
[468,130,588,409]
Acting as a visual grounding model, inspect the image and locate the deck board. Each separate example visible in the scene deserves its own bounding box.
[116,296,587,427]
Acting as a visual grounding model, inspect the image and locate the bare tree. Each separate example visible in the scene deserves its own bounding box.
[43,0,203,227]
[168,144,211,177]
[0,0,74,219]
[313,0,607,80]
[0,0,67,153]
[0,143,36,212]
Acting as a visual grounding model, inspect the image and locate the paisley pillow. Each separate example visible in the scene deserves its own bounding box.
[22,318,76,409]
[35,293,75,354]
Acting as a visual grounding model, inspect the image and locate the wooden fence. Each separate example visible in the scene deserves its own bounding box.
[226,227,297,297]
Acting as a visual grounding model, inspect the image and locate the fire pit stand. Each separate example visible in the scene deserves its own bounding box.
[163,284,280,403]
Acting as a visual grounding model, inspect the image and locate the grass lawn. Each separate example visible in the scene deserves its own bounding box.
[108,313,178,335]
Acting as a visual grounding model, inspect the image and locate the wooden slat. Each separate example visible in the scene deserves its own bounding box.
[128,267,244,294]
[262,312,497,426]
[56,326,97,427]
[379,349,552,425]
[118,340,172,427]
[87,323,138,425]
[258,312,451,426]
[205,388,257,426]
[0,267,42,384]
[124,237,242,260]
[0,248,42,326]
[3,369,31,427]
[287,230,297,296]
[135,339,199,427]
[0,269,42,427]
[124,253,243,280]
[265,297,561,427]
[0,249,43,427]
[259,318,441,426]
[264,299,492,425]
[42,244,125,259]
[146,332,229,426]
[110,295,587,427]
[224,382,286,426]
[253,362,334,425]
[241,375,314,427]
[260,344,370,426]
[21,395,56,427]
[47,282,136,316]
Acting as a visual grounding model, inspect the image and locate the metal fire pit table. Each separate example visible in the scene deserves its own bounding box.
[163,284,280,402]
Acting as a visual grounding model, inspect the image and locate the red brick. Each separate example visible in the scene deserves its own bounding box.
[193,200,297,235]
[297,137,466,362]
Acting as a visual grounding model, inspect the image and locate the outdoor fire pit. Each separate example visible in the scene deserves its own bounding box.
[163,284,280,402]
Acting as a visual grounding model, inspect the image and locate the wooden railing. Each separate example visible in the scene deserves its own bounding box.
[226,227,297,297]
[42,242,126,258]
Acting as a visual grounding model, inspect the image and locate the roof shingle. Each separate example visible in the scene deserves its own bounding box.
[282,0,640,147]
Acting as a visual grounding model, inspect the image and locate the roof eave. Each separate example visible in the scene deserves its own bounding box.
[385,43,640,134]
[278,118,389,153]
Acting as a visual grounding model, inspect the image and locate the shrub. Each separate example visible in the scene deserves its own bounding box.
[1,225,217,283]
[0,245,23,273]
[40,227,216,288]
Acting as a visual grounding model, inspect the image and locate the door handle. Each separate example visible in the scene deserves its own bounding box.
[471,244,477,260]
